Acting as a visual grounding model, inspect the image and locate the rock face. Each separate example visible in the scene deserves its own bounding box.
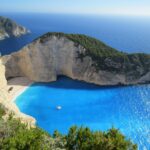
[0,59,7,87]
[2,33,150,86]
[0,58,36,126]
[0,16,29,40]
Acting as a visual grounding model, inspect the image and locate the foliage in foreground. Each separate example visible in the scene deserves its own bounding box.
[0,105,137,150]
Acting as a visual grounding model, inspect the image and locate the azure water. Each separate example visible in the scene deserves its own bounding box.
[15,76,150,150]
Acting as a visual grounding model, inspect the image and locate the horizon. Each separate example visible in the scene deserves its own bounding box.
[1,0,150,16]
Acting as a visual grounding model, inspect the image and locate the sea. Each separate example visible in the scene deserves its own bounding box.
[15,76,150,150]
[0,13,150,149]
[0,13,150,55]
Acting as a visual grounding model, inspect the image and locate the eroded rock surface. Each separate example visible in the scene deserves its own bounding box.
[2,33,150,85]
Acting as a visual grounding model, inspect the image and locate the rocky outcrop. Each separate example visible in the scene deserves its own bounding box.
[2,33,150,86]
[0,16,29,40]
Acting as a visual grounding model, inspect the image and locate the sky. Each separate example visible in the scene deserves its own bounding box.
[0,0,150,16]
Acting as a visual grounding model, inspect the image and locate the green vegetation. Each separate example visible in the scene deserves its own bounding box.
[0,104,5,118]
[38,32,150,79]
[66,126,137,150]
[0,30,5,34]
[0,104,137,150]
[0,105,66,150]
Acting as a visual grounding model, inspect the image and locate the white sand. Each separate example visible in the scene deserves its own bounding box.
[0,77,36,127]
[7,77,33,102]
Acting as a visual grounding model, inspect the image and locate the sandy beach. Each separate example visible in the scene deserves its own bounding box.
[7,77,33,102]
[0,77,36,126]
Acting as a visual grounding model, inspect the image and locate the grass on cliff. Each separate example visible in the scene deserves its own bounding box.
[38,32,150,77]
[0,30,5,34]
[0,104,137,150]
[0,104,5,118]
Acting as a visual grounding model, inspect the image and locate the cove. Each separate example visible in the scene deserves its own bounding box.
[15,76,150,150]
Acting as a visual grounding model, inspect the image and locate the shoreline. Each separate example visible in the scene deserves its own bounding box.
[1,76,150,128]
[0,77,36,127]
[11,82,33,103]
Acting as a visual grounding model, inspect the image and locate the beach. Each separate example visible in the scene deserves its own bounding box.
[0,77,36,126]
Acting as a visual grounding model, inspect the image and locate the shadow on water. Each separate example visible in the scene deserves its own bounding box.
[7,75,149,90]
[30,75,145,91]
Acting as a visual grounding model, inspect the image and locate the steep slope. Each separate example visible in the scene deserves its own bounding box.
[0,16,29,40]
[2,32,150,85]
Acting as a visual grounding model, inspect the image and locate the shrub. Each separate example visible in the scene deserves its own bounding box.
[66,126,137,150]
[0,105,137,150]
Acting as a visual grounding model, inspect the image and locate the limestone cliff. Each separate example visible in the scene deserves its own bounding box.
[2,33,150,86]
[0,59,7,87]
[0,16,29,40]
[0,57,36,126]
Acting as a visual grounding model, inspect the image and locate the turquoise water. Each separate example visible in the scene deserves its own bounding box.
[15,76,150,149]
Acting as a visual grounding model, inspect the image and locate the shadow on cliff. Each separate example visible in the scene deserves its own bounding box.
[28,76,123,91]
[7,75,128,90]
[7,76,147,91]
[7,76,128,91]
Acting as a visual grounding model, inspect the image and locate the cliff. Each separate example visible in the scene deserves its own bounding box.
[0,16,29,40]
[0,59,7,87]
[0,57,35,126]
[2,32,150,86]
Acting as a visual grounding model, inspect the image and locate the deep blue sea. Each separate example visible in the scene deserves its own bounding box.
[0,13,150,55]
[15,76,150,150]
